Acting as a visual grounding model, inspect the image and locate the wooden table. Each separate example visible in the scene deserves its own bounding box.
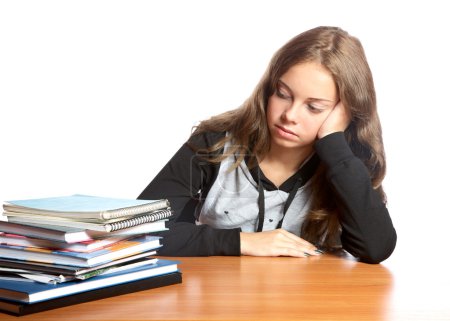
[1,253,449,320]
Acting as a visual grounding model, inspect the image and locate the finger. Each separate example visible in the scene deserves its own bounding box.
[279,237,320,255]
[277,229,318,250]
[273,244,309,258]
[276,237,321,257]
[335,101,351,128]
[284,247,311,258]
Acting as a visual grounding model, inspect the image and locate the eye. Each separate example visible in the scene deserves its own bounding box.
[307,104,323,113]
[275,88,291,100]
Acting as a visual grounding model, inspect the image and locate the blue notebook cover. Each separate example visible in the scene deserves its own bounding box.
[0,259,179,303]
[0,235,161,267]
[4,194,170,220]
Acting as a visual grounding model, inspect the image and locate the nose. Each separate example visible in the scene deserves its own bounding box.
[282,102,302,124]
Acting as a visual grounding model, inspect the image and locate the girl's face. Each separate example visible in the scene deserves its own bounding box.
[266,62,338,153]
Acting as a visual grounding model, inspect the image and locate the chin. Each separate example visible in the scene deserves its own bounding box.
[272,137,313,151]
[272,138,301,149]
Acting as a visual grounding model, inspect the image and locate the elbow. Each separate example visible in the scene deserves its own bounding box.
[344,229,397,264]
[358,246,395,264]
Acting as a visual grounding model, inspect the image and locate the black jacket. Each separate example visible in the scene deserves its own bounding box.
[138,131,396,263]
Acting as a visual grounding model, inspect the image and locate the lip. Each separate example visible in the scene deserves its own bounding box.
[275,125,298,137]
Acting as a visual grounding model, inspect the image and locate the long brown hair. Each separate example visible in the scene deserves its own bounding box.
[192,26,386,248]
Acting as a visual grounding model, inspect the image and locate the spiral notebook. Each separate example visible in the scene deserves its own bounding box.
[6,208,174,232]
[3,194,170,220]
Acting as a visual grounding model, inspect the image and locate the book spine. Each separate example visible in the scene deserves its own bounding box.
[106,209,173,232]
[102,199,170,220]
[0,272,182,316]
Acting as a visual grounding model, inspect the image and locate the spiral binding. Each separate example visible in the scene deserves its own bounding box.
[107,208,173,232]
[106,199,171,219]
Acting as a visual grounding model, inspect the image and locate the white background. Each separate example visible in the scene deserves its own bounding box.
[1,0,449,265]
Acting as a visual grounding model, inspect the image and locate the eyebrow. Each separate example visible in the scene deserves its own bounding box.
[278,79,335,103]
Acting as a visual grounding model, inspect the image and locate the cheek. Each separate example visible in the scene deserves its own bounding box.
[266,98,281,121]
[301,114,329,136]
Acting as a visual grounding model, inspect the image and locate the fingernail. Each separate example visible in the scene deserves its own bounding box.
[314,249,324,254]
[304,252,311,257]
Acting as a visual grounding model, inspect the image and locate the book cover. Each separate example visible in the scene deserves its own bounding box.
[6,208,174,232]
[0,220,168,243]
[0,235,161,267]
[0,257,159,283]
[0,259,179,303]
[0,271,182,316]
[0,233,129,253]
[0,251,157,277]
[3,194,170,220]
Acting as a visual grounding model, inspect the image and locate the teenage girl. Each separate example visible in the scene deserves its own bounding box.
[138,26,397,264]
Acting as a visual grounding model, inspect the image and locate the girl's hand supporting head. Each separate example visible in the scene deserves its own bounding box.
[240,229,322,257]
[317,101,351,139]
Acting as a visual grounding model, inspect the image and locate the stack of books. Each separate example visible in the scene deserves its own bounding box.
[0,194,181,316]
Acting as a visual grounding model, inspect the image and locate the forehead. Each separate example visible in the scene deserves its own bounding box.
[279,62,338,102]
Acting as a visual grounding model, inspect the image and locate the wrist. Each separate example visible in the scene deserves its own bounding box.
[318,129,341,139]
[315,132,353,167]
[240,232,248,256]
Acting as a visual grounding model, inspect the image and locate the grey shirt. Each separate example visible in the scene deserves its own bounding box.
[197,141,313,235]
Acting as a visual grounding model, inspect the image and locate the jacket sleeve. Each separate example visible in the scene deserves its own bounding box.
[314,132,397,264]
[137,132,241,256]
